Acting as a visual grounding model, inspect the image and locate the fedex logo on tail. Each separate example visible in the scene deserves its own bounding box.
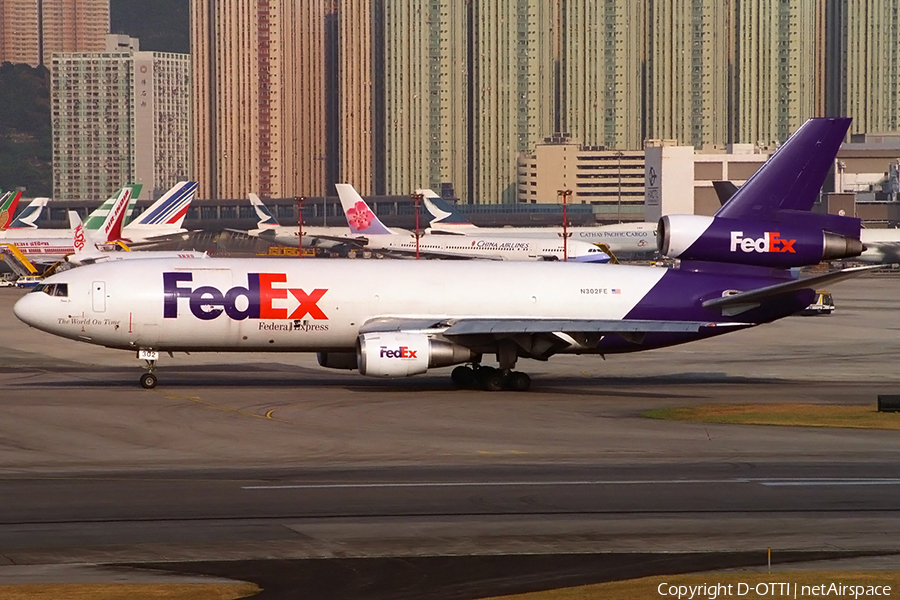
[729,231,796,253]
[164,272,327,321]
[380,346,417,359]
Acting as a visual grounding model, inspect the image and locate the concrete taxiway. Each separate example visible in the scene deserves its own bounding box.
[0,274,899,595]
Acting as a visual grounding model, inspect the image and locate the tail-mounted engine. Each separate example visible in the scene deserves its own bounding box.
[356,332,474,377]
[658,215,864,268]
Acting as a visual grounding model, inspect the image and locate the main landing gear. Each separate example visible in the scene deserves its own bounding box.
[451,365,531,392]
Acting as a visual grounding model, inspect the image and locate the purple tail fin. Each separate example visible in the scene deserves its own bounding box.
[716,117,851,220]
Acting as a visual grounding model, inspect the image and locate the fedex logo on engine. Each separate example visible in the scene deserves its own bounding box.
[380,346,417,359]
[163,272,327,321]
[729,231,796,253]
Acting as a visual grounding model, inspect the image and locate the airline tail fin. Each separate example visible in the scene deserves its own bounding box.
[83,183,142,230]
[711,181,739,206]
[124,181,198,231]
[418,189,475,228]
[68,211,98,255]
[335,183,393,235]
[98,186,133,242]
[0,191,22,230]
[8,196,48,229]
[716,118,850,220]
[249,193,280,227]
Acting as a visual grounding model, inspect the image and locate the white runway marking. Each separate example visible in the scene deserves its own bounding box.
[241,478,900,490]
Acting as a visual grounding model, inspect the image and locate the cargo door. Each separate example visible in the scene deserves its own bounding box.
[92,281,106,312]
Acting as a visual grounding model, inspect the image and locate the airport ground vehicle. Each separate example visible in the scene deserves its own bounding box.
[798,290,835,316]
[14,275,42,288]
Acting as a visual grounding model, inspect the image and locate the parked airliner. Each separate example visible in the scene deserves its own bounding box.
[65,212,207,266]
[14,118,869,391]
[420,190,657,256]
[241,193,374,251]
[336,184,611,262]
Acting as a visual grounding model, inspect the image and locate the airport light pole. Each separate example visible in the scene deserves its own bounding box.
[294,196,305,257]
[557,189,572,261]
[411,192,424,259]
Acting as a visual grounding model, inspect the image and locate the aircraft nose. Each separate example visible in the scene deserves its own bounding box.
[13,292,42,328]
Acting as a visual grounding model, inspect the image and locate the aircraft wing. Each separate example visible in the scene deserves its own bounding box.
[361,316,747,335]
[702,265,879,310]
[359,316,749,358]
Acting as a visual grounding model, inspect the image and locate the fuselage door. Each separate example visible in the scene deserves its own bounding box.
[92,281,106,312]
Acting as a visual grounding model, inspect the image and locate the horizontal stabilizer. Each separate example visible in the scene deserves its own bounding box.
[702,265,879,310]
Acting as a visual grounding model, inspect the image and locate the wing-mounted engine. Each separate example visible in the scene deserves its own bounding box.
[658,214,864,268]
[356,332,473,377]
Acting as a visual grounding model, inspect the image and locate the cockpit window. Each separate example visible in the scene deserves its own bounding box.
[32,283,68,297]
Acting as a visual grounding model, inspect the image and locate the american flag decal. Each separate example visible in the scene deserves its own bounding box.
[611,288,621,294]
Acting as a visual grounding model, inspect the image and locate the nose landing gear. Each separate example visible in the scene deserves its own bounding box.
[137,350,159,389]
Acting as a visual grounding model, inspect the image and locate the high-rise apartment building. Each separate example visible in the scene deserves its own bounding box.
[827,0,900,136]
[52,37,191,201]
[644,0,731,148]
[0,0,108,67]
[560,1,644,150]
[191,0,333,200]
[382,1,468,201]
[469,1,556,204]
[733,0,826,146]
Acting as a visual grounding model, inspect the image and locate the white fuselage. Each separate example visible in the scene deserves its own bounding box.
[428,222,658,255]
[0,229,76,262]
[15,258,664,352]
[247,225,384,250]
[363,233,608,262]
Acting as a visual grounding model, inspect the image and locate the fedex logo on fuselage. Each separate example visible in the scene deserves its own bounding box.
[729,231,796,253]
[163,272,327,321]
[380,346,417,359]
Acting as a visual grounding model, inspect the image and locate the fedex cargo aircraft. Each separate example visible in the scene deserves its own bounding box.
[15,118,868,391]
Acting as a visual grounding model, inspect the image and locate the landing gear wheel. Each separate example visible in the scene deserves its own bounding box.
[508,371,531,392]
[140,372,158,389]
[483,370,507,392]
[451,365,476,388]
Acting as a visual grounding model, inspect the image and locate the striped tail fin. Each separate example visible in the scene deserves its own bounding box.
[83,183,143,230]
[124,181,198,231]
[0,191,22,230]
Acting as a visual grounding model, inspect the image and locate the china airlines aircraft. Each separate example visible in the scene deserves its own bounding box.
[65,212,207,266]
[336,184,611,262]
[420,190,657,256]
[15,118,871,391]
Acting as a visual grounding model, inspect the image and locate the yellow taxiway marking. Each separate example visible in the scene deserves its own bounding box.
[163,393,290,423]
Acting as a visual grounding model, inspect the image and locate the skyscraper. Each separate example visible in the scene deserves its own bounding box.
[0,0,108,67]
[827,0,900,136]
[191,0,333,200]
[51,37,191,201]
